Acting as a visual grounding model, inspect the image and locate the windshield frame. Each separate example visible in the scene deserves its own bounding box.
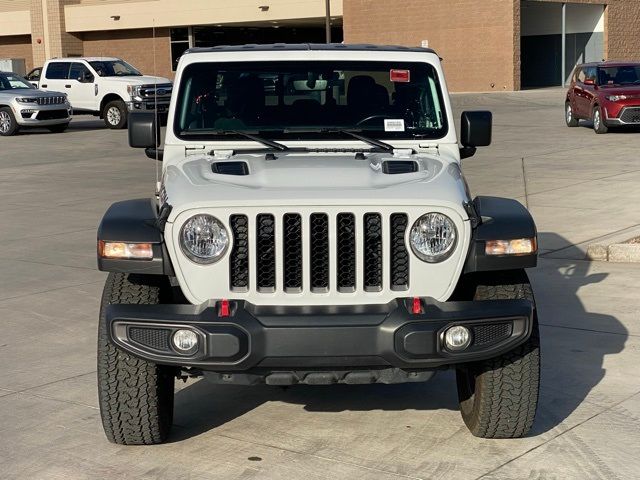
[172,60,450,143]
[0,73,36,91]
[88,59,142,77]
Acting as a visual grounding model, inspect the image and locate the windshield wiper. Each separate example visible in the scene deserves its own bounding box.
[180,130,290,152]
[336,130,394,152]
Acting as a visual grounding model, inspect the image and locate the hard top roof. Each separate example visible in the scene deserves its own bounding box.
[184,43,437,55]
[577,61,640,68]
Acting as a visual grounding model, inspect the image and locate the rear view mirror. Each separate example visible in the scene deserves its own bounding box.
[460,111,492,159]
[129,112,159,149]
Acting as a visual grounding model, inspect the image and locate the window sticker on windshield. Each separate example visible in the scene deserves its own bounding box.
[390,69,410,82]
[384,119,405,132]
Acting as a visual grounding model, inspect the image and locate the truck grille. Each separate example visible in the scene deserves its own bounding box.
[229,212,410,293]
[36,96,66,105]
[139,83,173,99]
[619,107,640,124]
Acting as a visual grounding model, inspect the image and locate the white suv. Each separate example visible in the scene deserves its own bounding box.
[97,44,541,444]
[39,57,171,129]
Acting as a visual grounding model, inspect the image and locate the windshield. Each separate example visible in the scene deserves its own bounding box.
[174,61,448,140]
[0,73,35,90]
[598,66,640,86]
[89,60,142,77]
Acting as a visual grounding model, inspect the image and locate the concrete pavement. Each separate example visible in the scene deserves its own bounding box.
[0,91,639,479]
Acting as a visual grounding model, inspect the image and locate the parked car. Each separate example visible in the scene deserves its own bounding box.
[0,71,71,136]
[566,61,640,134]
[39,57,171,129]
[26,67,42,88]
[96,44,541,445]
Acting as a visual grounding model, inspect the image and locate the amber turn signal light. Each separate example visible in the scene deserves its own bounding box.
[485,238,537,256]
[98,240,153,260]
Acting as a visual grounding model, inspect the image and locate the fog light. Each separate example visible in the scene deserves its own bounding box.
[172,329,198,353]
[444,326,471,351]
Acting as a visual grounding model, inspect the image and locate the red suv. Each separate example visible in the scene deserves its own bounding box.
[565,62,640,134]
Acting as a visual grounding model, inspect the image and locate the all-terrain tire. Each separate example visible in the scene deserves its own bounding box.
[456,271,540,438]
[97,272,175,445]
[102,99,128,129]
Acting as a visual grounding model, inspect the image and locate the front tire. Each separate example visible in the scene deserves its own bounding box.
[455,271,540,438]
[593,106,608,134]
[0,107,19,136]
[565,102,579,127]
[97,273,175,445]
[102,99,127,129]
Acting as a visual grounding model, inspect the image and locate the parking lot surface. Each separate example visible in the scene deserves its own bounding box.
[1,90,639,479]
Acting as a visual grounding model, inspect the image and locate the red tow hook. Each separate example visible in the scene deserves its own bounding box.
[218,299,230,317]
[412,297,422,315]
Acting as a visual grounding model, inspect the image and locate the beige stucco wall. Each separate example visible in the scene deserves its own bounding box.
[64,0,343,32]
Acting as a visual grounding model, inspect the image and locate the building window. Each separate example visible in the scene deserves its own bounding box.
[170,27,191,71]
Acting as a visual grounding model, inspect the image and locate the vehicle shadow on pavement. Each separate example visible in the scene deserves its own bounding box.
[529,232,627,436]
[170,232,626,442]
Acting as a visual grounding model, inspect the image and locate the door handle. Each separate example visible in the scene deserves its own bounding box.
[65,85,71,88]
[41,84,47,88]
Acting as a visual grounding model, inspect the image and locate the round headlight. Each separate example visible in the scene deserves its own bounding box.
[410,213,457,263]
[180,214,229,264]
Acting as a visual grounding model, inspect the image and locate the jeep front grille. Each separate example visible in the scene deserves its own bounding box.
[36,96,66,105]
[229,212,410,294]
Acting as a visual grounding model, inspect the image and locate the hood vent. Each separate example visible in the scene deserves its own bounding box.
[212,161,249,176]
[382,160,418,174]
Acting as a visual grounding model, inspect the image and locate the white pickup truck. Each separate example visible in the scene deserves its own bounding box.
[39,57,171,129]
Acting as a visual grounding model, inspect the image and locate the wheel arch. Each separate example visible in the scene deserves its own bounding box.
[100,93,125,117]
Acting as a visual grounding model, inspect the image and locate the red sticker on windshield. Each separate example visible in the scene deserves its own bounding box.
[390,69,410,83]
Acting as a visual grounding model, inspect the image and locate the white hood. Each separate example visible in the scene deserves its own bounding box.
[105,75,171,85]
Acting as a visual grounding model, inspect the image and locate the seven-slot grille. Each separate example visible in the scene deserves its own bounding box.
[229,212,410,293]
[36,96,66,105]
[619,107,640,124]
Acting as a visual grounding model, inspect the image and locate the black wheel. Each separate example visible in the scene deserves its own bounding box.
[102,99,127,129]
[565,102,579,127]
[455,271,540,438]
[0,106,19,136]
[97,273,175,445]
[47,123,69,133]
[592,105,608,134]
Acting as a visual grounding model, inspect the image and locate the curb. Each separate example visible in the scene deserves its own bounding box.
[587,238,640,263]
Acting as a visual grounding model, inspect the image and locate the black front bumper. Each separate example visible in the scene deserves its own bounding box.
[106,298,534,373]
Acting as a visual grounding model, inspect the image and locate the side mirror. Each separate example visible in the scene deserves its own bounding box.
[80,72,94,83]
[460,111,492,159]
[129,112,159,149]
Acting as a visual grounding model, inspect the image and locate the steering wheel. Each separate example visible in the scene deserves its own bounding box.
[355,114,390,126]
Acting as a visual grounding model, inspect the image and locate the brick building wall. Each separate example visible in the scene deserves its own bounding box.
[82,28,173,79]
[0,35,33,71]
[343,0,519,92]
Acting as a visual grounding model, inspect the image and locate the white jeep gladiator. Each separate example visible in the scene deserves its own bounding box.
[39,57,171,129]
[97,44,540,445]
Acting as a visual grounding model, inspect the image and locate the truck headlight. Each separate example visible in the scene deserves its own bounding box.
[410,213,457,263]
[180,214,229,264]
[16,97,38,104]
[127,84,142,101]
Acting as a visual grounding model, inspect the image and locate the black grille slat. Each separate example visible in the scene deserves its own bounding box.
[390,214,409,289]
[472,323,512,347]
[37,96,65,105]
[310,213,329,290]
[256,214,276,291]
[363,213,383,290]
[283,214,303,290]
[128,327,171,352]
[337,213,356,291]
[229,215,249,290]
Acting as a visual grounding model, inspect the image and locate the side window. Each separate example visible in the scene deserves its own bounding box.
[585,67,596,82]
[576,68,586,83]
[45,62,71,80]
[69,62,90,81]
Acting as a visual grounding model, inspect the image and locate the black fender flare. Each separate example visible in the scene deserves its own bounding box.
[97,198,173,275]
[463,196,537,273]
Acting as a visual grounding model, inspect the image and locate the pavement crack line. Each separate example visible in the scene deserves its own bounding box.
[0,371,96,397]
[196,431,426,480]
[538,323,637,338]
[0,280,105,303]
[473,388,640,480]
[540,223,640,258]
